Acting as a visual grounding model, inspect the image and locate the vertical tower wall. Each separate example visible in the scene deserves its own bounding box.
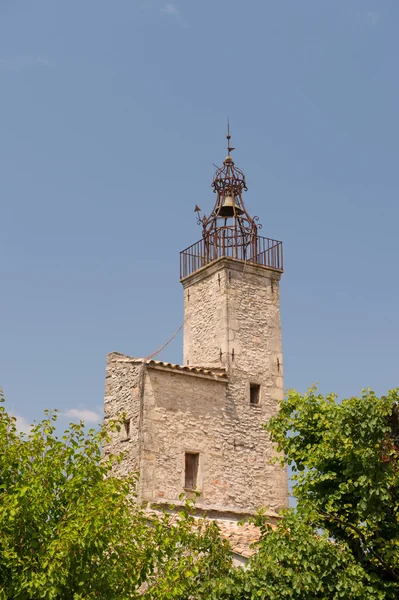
[183,258,283,399]
[181,257,288,510]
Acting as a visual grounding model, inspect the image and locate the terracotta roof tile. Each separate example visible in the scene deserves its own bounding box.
[108,352,227,379]
[216,520,262,558]
[109,353,227,379]
[145,359,227,378]
[144,506,275,560]
[216,518,278,558]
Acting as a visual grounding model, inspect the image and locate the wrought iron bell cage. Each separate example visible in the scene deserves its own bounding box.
[180,128,283,279]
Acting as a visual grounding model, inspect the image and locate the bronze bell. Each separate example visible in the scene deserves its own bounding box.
[218,195,243,217]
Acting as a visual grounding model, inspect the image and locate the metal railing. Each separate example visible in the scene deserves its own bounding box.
[180,234,283,279]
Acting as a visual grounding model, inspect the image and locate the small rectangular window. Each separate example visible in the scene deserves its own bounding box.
[124,419,131,438]
[185,453,199,489]
[250,384,260,406]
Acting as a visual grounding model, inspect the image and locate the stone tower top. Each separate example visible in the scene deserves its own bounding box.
[180,127,283,279]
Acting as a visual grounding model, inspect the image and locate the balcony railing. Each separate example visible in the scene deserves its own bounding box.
[180,234,283,279]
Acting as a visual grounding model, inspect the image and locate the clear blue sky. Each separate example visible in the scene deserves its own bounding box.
[1,0,398,430]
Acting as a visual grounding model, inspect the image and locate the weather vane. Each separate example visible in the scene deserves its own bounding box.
[226,119,235,156]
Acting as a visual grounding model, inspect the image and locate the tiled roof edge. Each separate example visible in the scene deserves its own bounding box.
[107,353,227,379]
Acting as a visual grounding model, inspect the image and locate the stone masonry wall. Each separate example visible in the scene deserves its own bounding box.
[103,257,288,513]
[182,263,225,369]
[140,368,230,508]
[181,258,288,510]
[103,352,287,512]
[103,352,142,478]
[182,258,282,378]
[141,366,288,511]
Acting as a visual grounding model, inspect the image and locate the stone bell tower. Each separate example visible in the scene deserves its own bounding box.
[104,128,288,517]
[181,127,283,396]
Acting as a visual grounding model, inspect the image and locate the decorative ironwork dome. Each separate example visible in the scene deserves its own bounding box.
[180,125,283,279]
[196,125,261,262]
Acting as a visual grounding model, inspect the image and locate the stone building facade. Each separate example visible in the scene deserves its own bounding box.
[103,134,289,519]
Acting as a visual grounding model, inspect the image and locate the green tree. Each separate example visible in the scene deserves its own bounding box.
[209,510,386,600]
[0,390,231,599]
[210,388,399,599]
[4,387,399,600]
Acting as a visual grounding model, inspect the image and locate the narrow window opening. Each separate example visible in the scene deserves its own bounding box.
[250,384,261,406]
[124,419,131,438]
[184,453,199,489]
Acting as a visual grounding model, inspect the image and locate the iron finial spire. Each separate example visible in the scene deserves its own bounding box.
[196,124,261,247]
[226,119,235,157]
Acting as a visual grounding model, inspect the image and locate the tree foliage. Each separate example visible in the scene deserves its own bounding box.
[269,388,399,592]
[211,388,399,599]
[2,387,399,599]
[209,510,386,600]
[0,389,231,599]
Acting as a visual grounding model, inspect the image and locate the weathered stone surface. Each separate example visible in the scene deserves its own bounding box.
[103,257,289,515]
[104,353,142,475]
